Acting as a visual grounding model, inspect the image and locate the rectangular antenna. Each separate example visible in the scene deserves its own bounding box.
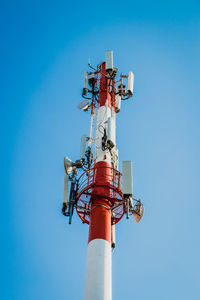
[63,173,69,205]
[80,134,87,159]
[115,95,121,113]
[127,72,134,96]
[122,161,133,195]
[83,70,87,89]
[107,117,115,148]
[105,50,113,72]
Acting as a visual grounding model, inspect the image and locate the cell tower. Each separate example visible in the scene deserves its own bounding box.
[62,51,144,300]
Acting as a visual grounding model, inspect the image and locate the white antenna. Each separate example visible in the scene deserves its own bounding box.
[64,157,73,175]
[80,134,87,159]
[105,50,113,73]
[83,70,88,95]
[83,70,87,89]
[127,72,134,97]
[63,173,69,207]
[122,160,133,196]
[107,117,115,148]
[115,94,121,113]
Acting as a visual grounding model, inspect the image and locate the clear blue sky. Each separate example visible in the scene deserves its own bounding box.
[1,1,200,299]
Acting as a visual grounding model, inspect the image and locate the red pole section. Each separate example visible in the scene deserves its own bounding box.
[88,62,112,244]
[88,162,112,243]
[84,62,113,300]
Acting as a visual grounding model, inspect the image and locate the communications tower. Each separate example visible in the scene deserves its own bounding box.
[62,51,144,300]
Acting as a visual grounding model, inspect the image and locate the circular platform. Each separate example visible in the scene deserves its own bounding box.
[76,166,125,224]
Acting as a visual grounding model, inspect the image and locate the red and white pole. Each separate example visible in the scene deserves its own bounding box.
[84,62,113,300]
[62,51,141,300]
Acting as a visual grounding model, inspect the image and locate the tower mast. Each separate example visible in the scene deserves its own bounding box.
[62,51,144,300]
[85,62,113,300]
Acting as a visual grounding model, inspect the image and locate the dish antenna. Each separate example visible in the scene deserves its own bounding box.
[64,157,73,175]
[133,200,144,223]
[77,99,90,111]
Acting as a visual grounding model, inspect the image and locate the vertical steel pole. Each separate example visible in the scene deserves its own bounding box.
[84,62,113,300]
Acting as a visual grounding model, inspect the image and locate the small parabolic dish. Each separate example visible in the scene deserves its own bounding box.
[64,157,73,175]
[77,99,90,111]
[133,204,144,223]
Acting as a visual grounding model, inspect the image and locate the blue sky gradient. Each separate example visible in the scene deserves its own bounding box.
[1,1,200,299]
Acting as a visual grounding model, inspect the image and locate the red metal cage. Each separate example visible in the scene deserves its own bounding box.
[76,166,125,224]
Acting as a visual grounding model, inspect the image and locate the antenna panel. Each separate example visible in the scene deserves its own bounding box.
[106,50,113,72]
[107,117,115,148]
[122,160,133,195]
[112,148,119,170]
[127,72,134,97]
[63,173,69,205]
[80,134,87,159]
[115,95,121,113]
[83,70,87,89]
[83,70,87,95]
